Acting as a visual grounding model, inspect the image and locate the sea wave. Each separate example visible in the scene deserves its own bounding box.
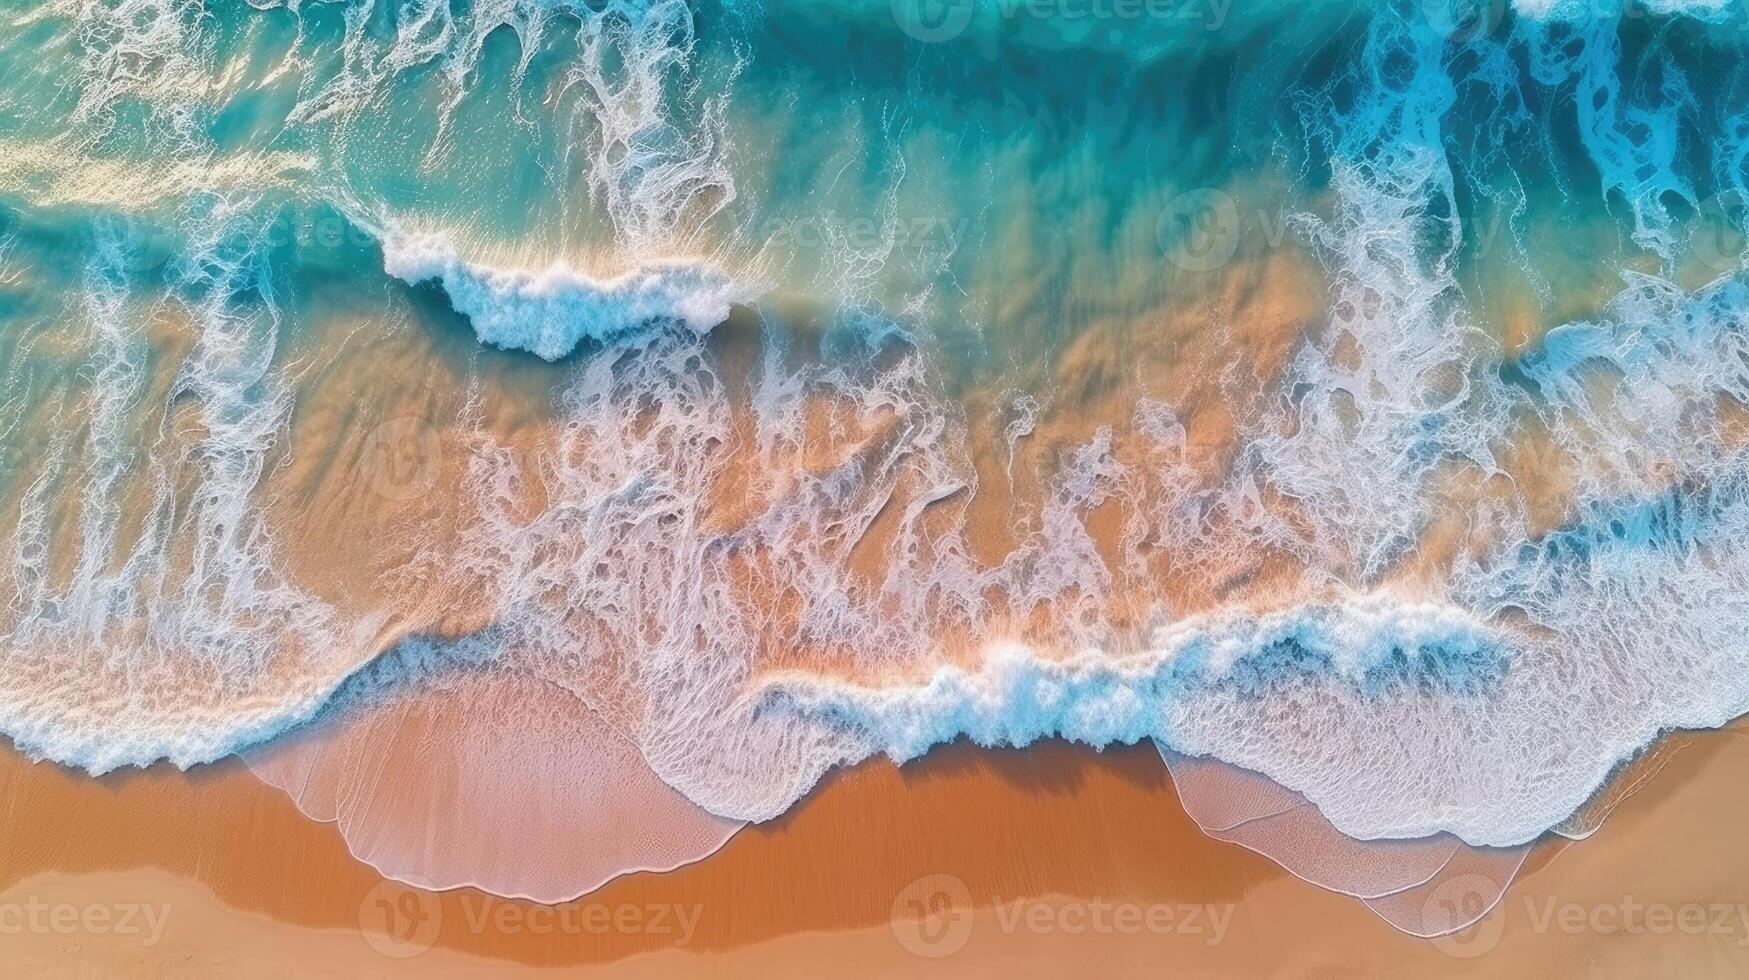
[380,232,753,359]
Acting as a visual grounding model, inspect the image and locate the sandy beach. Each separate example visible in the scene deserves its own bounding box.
[2,725,1746,978]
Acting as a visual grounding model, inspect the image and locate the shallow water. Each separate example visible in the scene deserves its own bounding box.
[2,0,1749,918]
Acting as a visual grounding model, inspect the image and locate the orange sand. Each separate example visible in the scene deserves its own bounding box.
[2,727,1748,977]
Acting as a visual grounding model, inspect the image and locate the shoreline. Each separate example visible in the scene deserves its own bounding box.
[2,728,1747,976]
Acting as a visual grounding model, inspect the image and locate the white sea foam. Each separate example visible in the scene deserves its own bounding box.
[746,594,1502,776]
[264,0,735,252]
[380,233,752,359]
[0,201,363,774]
[1511,0,1738,20]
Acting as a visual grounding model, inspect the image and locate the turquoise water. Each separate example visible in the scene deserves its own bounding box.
[3,0,1749,931]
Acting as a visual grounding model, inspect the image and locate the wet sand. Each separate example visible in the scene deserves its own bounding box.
[2,725,1747,978]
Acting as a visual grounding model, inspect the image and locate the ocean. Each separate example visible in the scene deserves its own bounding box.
[1,0,1747,934]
